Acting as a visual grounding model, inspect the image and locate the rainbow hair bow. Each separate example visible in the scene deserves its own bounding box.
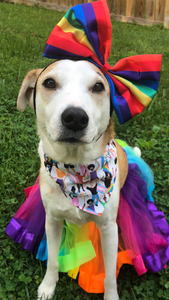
[44,0,162,125]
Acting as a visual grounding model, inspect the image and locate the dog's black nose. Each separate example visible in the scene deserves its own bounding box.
[61,107,89,132]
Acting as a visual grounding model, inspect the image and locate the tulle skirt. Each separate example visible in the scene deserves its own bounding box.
[5,140,169,293]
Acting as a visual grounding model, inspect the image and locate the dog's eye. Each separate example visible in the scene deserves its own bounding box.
[93,82,105,92]
[43,78,56,89]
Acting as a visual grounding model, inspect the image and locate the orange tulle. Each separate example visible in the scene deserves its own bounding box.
[76,222,133,293]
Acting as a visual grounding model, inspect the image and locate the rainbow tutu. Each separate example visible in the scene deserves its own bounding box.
[5,140,169,293]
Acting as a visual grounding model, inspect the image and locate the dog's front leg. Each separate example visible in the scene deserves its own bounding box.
[38,217,63,300]
[100,222,119,300]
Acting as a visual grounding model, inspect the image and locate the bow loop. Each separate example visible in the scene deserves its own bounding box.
[43,0,162,125]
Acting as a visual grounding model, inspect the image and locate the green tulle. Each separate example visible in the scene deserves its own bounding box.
[58,221,96,272]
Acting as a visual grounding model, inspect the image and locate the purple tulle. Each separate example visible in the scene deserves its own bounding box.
[117,163,169,274]
[5,181,45,255]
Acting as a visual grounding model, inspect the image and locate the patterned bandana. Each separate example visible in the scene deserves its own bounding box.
[43,0,162,124]
[44,140,117,216]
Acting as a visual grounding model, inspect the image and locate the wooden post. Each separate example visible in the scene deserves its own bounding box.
[116,0,126,15]
[164,0,169,27]
[136,0,145,18]
[146,0,155,20]
[155,0,166,21]
[107,0,116,13]
[126,0,135,17]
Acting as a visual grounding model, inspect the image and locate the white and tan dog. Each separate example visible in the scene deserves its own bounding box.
[17,59,129,300]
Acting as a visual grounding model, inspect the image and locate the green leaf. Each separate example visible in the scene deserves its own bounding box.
[152,125,161,133]
[25,277,32,284]
[9,254,14,260]
[165,282,169,289]
[136,139,148,149]
[147,139,157,150]
[19,274,26,282]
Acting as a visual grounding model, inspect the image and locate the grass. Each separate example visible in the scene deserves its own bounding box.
[0,2,169,299]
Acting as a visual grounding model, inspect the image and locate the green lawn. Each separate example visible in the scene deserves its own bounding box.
[0,2,169,299]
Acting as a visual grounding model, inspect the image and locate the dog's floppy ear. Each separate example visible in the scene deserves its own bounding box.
[17,69,43,112]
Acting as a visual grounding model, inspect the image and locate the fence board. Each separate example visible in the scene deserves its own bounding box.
[126,0,135,17]
[116,0,125,15]
[59,0,68,5]
[155,0,166,21]
[69,0,79,6]
[136,0,145,18]
[50,0,59,4]
[110,12,163,25]
[146,0,155,20]
[107,0,116,13]
[164,0,169,27]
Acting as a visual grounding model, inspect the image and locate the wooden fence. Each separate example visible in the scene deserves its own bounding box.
[106,0,169,28]
[11,0,169,28]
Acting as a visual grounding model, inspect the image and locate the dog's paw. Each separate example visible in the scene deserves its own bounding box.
[37,280,57,300]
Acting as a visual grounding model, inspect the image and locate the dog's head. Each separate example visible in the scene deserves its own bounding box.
[17,60,114,162]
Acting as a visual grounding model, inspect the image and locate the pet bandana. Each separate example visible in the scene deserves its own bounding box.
[44,140,117,216]
[43,0,162,125]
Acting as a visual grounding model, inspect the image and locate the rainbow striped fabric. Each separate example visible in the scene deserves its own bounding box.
[44,0,162,124]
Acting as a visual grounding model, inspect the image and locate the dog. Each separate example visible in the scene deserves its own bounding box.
[17,59,129,300]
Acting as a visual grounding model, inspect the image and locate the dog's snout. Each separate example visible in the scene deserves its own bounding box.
[61,107,89,132]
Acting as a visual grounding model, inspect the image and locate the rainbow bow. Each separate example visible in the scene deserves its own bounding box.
[44,0,162,124]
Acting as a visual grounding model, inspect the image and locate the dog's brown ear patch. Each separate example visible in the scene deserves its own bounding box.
[17,69,43,112]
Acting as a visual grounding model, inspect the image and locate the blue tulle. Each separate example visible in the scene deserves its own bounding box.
[36,232,48,261]
[116,140,155,202]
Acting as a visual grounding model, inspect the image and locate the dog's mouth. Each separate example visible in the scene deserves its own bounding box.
[47,125,99,145]
[57,128,87,144]
[58,137,84,144]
